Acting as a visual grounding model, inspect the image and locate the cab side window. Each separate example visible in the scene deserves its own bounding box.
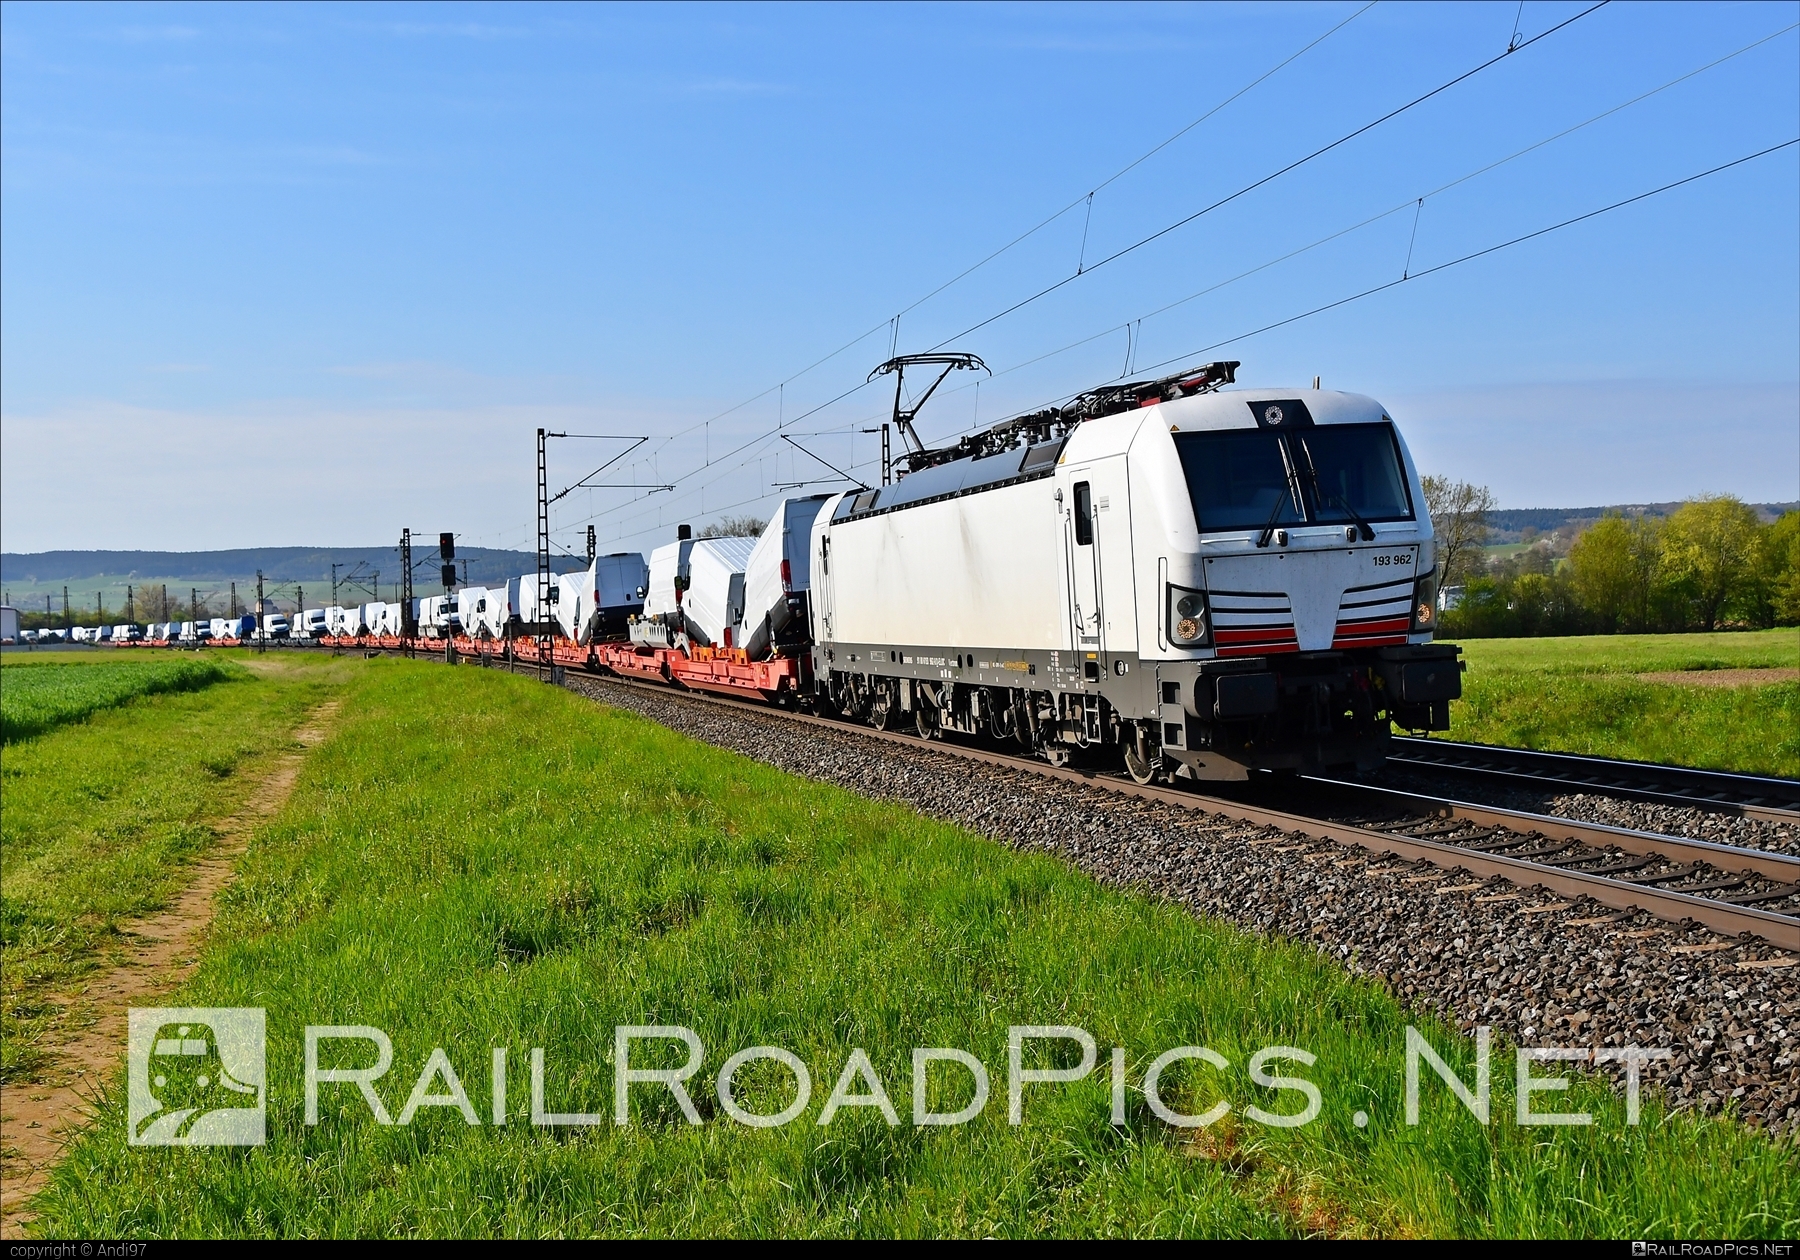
[1073,481,1093,546]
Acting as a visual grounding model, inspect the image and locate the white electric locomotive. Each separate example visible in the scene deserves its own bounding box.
[806,360,1461,782]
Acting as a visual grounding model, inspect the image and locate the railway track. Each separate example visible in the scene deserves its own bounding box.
[505,660,1800,951]
[277,640,1799,949]
[1386,736,1800,824]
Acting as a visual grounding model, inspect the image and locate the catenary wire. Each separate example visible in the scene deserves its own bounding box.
[564,35,1797,531]
[919,18,1800,419]
[989,138,1800,426]
[544,0,1611,544]
[533,2,1383,514]
[925,0,1612,351]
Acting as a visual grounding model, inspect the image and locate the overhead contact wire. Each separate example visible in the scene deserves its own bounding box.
[928,0,1612,351]
[564,4,1378,511]
[904,19,1800,442]
[1133,139,1800,382]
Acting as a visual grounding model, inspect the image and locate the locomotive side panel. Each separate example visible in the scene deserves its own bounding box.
[821,476,1067,653]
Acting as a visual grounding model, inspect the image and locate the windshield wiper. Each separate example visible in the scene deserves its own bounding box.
[1254,492,1293,548]
[1256,442,1302,548]
[1295,437,1374,541]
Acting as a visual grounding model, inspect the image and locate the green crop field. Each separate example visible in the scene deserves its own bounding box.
[1,653,238,743]
[24,660,1796,1238]
[1,653,353,1082]
[1438,630,1800,778]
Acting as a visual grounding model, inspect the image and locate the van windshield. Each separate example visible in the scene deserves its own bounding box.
[1174,422,1413,534]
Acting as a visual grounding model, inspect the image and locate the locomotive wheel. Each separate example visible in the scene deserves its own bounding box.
[868,688,894,730]
[915,700,940,740]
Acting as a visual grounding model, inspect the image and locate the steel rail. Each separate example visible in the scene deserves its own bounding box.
[540,666,1799,950]
[1387,736,1800,824]
[1304,779,1800,883]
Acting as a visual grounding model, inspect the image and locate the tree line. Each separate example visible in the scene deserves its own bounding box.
[1424,478,1800,637]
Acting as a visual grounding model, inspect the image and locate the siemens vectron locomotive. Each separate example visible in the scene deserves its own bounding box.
[804,360,1461,782]
[116,358,1458,784]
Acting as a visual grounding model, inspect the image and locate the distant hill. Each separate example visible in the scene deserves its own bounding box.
[0,545,612,614]
[1483,502,1797,544]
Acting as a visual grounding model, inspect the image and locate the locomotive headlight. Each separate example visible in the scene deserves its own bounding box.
[1167,584,1211,647]
[1412,570,1439,632]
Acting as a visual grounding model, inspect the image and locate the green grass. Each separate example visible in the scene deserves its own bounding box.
[29,660,1797,1237]
[1448,630,1799,676]
[0,654,353,1082]
[1437,630,1800,777]
[1,653,238,743]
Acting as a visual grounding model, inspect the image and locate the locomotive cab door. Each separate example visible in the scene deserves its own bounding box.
[1066,477,1102,655]
[1062,459,1136,684]
[1062,467,1115,687]
[812,528,835,643]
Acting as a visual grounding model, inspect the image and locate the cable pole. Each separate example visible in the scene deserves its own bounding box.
[400,529,415,656]
[126,584,135,624]
[256,570,267,653]
[63,587,69,632]
[537,427,551,681]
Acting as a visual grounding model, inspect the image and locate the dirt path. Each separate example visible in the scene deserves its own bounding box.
[0,698,341,1237]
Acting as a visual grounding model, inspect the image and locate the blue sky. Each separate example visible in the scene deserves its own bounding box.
[2,0,1796,557]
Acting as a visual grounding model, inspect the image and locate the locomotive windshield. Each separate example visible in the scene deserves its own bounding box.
[1174,421,1413,534]
[1291,424,1413,525]
[1175,429,1307,533]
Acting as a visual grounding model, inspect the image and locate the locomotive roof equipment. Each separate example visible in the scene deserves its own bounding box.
[867,352,990,473]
